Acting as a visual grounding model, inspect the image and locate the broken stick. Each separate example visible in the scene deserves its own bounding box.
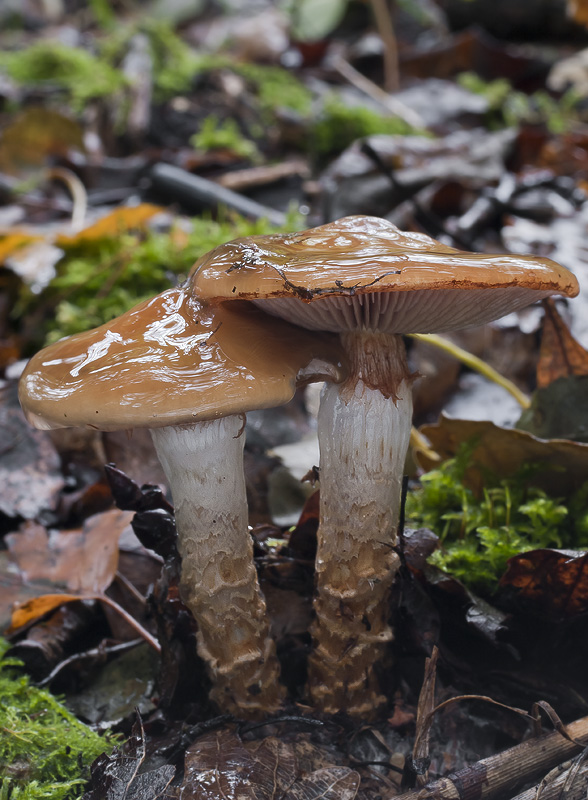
[389,715,588,800]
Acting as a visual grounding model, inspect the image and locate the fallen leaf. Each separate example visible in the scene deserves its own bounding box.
[501,549,588,616]
[5,509,133,594]
[418,415,588,497]
[56,204,164,246]
[0,108,85,175]
[182,729,297,800]
[83,717,175,800]
[9,593,82,631]
[537,299,588,388]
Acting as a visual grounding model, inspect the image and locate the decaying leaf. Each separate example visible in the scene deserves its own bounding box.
[2,509,134,632]
[56,204,164,246]
[180,729,360,800]
[502,549,588,616]
[182,729,297,800]
[6,509,133,594]
[418,415,588,497]
[537,299,588,388]
[83,717,175,800]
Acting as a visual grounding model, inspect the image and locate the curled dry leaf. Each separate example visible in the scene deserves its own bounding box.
[537,299,588,388]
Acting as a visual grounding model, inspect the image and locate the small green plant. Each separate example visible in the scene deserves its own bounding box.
[0,41,126,111]
[312,95,424,157]
[191,115,261,162]
[458,72,581,134]
[406,441,588,594]
[0,639,110,799]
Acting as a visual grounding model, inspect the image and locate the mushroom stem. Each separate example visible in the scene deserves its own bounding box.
[308,332,413,716]
[150,416,284,716]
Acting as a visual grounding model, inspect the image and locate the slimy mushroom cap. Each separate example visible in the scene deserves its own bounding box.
[19,288,345,431]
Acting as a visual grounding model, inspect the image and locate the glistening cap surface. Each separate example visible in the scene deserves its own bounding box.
[19,288,344,431]
[188,216,580,334]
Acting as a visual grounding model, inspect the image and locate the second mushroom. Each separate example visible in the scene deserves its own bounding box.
[189,215,580,716]
[19,286,344,716]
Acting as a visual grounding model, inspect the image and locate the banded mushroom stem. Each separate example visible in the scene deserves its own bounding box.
[150,416,284,716]
[308,332,413,716]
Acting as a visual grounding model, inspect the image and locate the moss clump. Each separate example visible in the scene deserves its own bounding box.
[0,639,110,799]
[19,212,300,346]
[0,41,126,111]
[406,441,588,594]
[190,115,261,162]
[312,96,425,157]
[458,72,581,134]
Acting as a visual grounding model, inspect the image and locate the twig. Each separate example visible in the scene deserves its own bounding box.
[44,167,87,231]
[409,333,531,409]
[369,0,399,92]
[388,715,588,800]
[411,647,438,786]
[331,54,424,129]
[99,594,161,653]
[509,748,588,800]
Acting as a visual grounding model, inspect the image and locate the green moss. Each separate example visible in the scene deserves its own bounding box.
[406,442,588,594]
[0,41,126,111]
[190,115,261,162]
[0,639,110,799]
[311,96,425,157]
[20,212,300,345]
[233,62,313,115]
[458,72,582,133]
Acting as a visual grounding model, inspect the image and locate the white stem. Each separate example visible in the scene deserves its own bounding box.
[308,332,413,715]
[151,417,283,715]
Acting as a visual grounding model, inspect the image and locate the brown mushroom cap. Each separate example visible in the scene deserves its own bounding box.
[188,216,579,334]
[19,288,344,432]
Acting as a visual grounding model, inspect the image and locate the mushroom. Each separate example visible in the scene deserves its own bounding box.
[187,215,580,715]
[19,286,345,716]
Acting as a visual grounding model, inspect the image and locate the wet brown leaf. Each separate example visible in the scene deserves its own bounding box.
[181,729,360,800]
[502,549,588,616]
[0,108,84,175]
[537,299,588,388]
[182,730,297,800]
[418,415,588,497]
